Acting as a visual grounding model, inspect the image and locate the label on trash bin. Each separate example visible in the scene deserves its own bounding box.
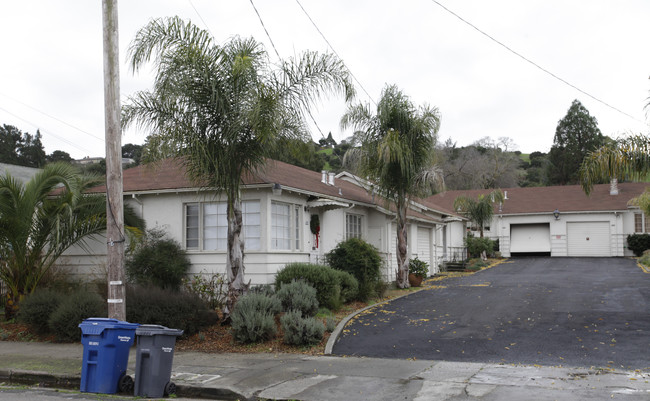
[162,347,173,353]
[89,341,99,346]
[118,336,131,342]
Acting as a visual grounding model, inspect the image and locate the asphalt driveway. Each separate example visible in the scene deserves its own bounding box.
[332,257,650,369]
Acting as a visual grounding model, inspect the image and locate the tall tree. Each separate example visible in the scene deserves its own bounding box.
[453,190,505,238]
[123,17,354,313]
[122,143,143,166]
[342,85,444,288]
[19,130,46,168]
[46,150,73,164]
[0,125,46,167]
[548,100,605,185]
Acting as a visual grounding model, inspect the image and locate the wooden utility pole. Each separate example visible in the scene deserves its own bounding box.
[102,0,126,321]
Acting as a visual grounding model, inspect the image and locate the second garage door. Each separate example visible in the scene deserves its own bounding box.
[510,224,551,254]
[567,222,611,257]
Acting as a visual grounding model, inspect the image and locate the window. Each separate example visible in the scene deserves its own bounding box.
[185,200,260,251]
[271,201,302,250]
[346,214,363,239]
[272,202,291,249]
[634,213,650,233]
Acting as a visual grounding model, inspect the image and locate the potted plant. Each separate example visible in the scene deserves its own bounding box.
[408,257,429,287]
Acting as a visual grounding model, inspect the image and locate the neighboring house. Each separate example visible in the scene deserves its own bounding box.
[59,159,466,284]
[0,162,40,183]
[428,181,650,258]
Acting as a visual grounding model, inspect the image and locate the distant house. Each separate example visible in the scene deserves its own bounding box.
[59,159,466,284]
[428,181,650,258]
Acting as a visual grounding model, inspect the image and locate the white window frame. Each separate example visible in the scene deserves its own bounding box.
[271,201,302,251]
[634,213,650,233]
[346,213,363,240]
[184,200,261,251]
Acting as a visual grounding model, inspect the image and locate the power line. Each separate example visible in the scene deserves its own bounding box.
[429,0,643,124]
[0,91,104,141]
[187,0,217,41]
[0,106,96,154]
[294,0,376,106]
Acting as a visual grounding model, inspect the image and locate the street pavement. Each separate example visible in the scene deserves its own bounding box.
[332,257,650,369]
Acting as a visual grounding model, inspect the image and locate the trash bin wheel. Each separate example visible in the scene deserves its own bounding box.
[164,381,177,396]
[118,374,134,393]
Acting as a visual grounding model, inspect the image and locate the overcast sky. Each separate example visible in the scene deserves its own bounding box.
[0,0,648,160]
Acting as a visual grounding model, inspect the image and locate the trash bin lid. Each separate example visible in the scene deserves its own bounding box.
[136,324,184,337]
[79,318,139,335]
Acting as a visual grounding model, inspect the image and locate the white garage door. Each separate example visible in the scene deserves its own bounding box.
[417,227,431,271]
[510,224,551,253]
[567,222,610,257]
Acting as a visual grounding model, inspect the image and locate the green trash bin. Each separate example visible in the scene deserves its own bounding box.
[134,324,184,397]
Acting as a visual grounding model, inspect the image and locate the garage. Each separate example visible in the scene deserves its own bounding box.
[510,224,551,255]
[567,222,611,257]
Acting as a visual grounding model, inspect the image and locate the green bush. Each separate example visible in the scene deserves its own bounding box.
[48,290,106,342]
[408,257,429,278]
[465,235,495,258]
[230,293,281,343]
[627,234,650,257]
[325,238,382,301]
[275,280,319,317]
[275,263,342,310]
[332,269,359,303]
[639,250,650,266]
[325,316,337,333]
[182,272,227,310]
[126,229,190,291]
[280,310,325,346]
[126,285,218,336]
[466,258,488,271]
[19,289,66,334]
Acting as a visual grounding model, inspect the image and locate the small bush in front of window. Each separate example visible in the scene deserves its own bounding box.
[627,234,650,256]
[126,285,218,336]
[276,280,319,317]
[230,292,281,344]
[325,238,382,302]
[280,310,325,346]
[127,229,191,291]
[19,288,66,334]
[464,234,496,259]
[182,272,227,310]
[275,263,343,310]
[48,290,106,342]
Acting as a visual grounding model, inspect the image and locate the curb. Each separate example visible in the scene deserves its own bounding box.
[0,369,79,389]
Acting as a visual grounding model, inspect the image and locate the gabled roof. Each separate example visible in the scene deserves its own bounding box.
[94,158,456,222]
[428,182,650,215]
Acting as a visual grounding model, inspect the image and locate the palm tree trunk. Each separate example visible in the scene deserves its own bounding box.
[395,200,410,289]
[225,191,247,317]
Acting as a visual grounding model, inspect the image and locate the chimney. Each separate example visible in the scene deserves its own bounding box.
[504,191,508,200]
[321,170,328,184]
[610,178,619,195]
[328,172,335,186]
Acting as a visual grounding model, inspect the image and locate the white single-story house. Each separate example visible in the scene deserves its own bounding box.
[428,181,650,258]
[59,159,467,284]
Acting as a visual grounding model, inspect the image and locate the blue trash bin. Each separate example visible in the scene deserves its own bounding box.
[79,318,139,394]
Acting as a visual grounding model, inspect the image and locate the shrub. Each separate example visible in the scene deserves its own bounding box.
[466,258,488,271]
[19,289,66,334]
[126,285,218,336]
[627,234,650,256]
[230,293,281,343]
[249,284,276,297]
[280,310,325,346]
[48,290,106,342]
[182,272,227,310]
[276,280,319,317]
[126,229,190,291]
[332,270,359,303]
[325,238,382,301]
[275,263,342,310]
[465,235,495,259]
[408,257,429,278]
[325,316,337,333]
[639,250,650,266]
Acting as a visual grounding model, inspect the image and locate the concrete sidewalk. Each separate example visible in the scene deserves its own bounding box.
[0,342,649,400]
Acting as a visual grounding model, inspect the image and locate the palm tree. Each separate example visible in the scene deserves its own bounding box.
[453,190,505,238]
[122,17,355,312]
[0,164,109,319]
[341,85,444,288]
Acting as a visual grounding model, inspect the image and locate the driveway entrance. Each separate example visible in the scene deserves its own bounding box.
[332,258,650,369]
